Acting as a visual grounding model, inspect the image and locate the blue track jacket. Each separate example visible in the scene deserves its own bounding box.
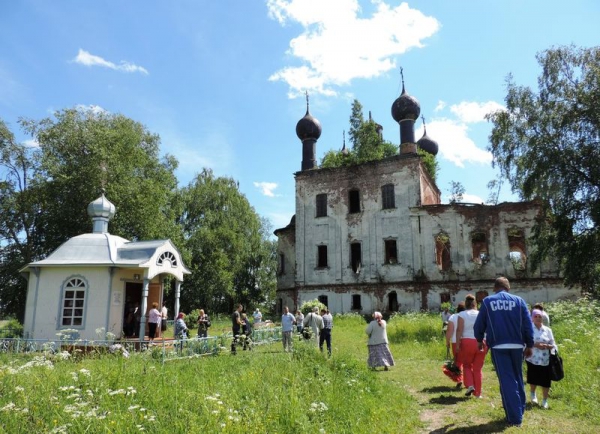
[474,290,534,349]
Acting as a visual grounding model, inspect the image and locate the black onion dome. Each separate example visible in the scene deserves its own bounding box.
[296,109,322,141]
[417,127,439,156]
[391,85,421,122]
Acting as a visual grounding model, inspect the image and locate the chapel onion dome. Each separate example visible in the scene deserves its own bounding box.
[391,83,421,123]
[87,192,116,220]
[417,125,439,156]
[296,108,322,141]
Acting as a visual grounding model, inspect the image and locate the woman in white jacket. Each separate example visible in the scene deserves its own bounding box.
[366,312,395,371]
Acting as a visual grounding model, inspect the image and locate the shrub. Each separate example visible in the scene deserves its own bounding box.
[0,318,23,338]
[300,299,327,315]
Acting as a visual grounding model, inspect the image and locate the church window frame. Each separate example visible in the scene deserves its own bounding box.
[348,189,361,214]
[381,184,395,209]
[59,276,88,329]
[316,193,328,218]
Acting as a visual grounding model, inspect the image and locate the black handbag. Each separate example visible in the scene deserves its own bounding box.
[549,349,564,381]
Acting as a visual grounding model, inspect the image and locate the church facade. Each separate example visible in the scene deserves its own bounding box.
[274,83,578,314]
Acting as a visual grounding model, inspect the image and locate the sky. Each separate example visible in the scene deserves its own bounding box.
[1,0,598,232]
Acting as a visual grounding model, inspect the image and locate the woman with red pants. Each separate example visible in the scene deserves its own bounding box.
[456,294,488,398]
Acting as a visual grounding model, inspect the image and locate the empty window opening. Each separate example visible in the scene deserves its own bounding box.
[471,232,490,265]
[349,189,361,213]
[318,295,329,307]
[316,193,327,218]
[440,293,451,304]
[350,242,362,273]
[384,239,398,264]
[435,232,452,271]
[278,253,285,275]
[351,294,362,310]
[508,228,527,270]
[317,245,328,268]
[381,184,395,209]
[388,291,399,312]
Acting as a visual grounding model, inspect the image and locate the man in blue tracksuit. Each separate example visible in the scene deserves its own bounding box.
[474,277,534,426]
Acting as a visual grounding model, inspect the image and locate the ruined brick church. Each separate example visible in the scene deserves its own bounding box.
[274,80,577,314]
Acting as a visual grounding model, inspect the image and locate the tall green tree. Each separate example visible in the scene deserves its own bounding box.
[487,45,600,293]
[0,108,181,319]
[178,169,276,314]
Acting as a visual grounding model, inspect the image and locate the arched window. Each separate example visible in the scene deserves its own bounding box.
[61,277,87,327]
[507,228,526,270]
[157,251,178,267]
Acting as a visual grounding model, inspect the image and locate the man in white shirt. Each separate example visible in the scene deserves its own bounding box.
[281,306,296,352]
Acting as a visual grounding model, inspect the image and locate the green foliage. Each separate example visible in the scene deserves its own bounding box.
[487,45,600,294]
[448,180,465,203]
[417,147,438,182]
[321,100,438,183]
[178,168,277,314]
[0,318,23,338]
[299,299,327,315]
[321,99,398,169]
[0,109,181,320]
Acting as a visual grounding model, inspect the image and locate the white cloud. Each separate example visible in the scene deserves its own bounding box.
[434,100,446,112]
[449,101,504,124]
[23,139,39,148]
[75,104,107,115]
[267,0,440,97]
[462,193,485,204]
[254,181,279,197]
[73,49,149,75]
[426,118,493,168]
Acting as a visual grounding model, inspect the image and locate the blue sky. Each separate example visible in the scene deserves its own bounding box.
[1,0,598,231]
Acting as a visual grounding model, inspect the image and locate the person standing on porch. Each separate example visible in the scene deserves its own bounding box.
[161,302,168,334]
[148,302,162,341]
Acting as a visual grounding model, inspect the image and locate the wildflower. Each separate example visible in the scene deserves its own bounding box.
[79,369,91,377]
[1,402,16,411]
[128,405,140,411]
[15,386,24,393]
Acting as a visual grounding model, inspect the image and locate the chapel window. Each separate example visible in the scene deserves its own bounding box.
[508,228,527,271]
[61,277,87,327]
[384,239,398,264]
[350,242,362,273]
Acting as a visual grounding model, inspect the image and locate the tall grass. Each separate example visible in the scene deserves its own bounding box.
[1,301,599,433]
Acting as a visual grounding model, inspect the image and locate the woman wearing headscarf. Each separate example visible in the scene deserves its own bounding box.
[525,309,557,409]
[365,312,395,371]
[174,312,189,340]
[456,294,488,398]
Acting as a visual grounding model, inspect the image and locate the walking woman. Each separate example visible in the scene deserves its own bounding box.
[365,312,395,371]
[456,294,488,398]
[526,309,557,409]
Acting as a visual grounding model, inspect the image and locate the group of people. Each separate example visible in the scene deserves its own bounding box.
[444,277,558,426]
[124,301,168,340]
[279,306,334,356]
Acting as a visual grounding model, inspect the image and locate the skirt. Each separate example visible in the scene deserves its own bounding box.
[526,361,552,388]
[367,343,395,368]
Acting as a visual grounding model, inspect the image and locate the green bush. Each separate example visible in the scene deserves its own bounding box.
[0,318,23,338]
[299,299,327,315]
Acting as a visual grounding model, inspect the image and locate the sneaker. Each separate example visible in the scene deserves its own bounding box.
[531,395,538,405]
[542,399,549,409]
[465,386,475,397]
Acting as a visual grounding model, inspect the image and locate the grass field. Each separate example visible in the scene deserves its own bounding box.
[0,298,599,433]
